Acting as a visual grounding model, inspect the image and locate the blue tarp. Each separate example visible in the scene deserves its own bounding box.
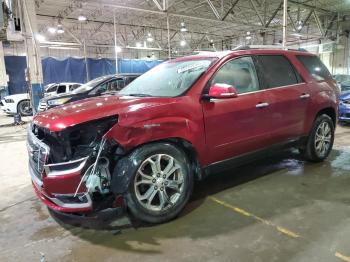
[5,56,163,95]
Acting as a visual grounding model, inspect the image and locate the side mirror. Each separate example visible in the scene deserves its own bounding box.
[206,83,238,99]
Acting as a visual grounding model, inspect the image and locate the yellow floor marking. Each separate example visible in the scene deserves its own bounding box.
[209,196,350,260]
[210,196,301,238]
[335,252,350,262]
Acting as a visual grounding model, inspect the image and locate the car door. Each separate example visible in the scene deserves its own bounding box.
[202,56,273,163]
[255,54,310,143]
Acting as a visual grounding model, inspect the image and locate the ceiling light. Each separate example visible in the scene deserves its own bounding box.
[180,40,186,47]
[48,27,56,34]
[147,35,154,42]
[136,42,142,48]
[246,36,252,40]
[35,33,46,42]
[180,22,187,32]
[297,25,303,30]
[57,25,64,34]
[78,15,87,21]
[115,46,122,53]
[246,31,251,35]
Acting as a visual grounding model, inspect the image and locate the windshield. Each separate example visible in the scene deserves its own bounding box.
[119,58,215,97]
[72,76,111,94]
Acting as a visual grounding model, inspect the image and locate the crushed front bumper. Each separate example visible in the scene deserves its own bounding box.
[27,126,93,213]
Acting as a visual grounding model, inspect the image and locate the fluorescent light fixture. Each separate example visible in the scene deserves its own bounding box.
[180,27,187,32]
[136,42,142,48]
[180,40,186,47]
[47,46,80,50]
[35,33,46,42]
[78,15,87,21]
[246,36,252,40]
[147,36,154,42]
[48,27,56,34]
[115,46,122,53]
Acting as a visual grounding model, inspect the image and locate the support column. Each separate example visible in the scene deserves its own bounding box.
[0,42,8,98]
[21,0,43,113]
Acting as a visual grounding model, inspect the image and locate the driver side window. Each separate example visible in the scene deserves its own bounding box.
[210,56,260,94]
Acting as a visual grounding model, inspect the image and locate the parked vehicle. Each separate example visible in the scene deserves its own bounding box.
[340,81,350,93]
[1,93,32,116]
[44,82,82,97]
[37,74,140,111]
[28,48,338,224]
[339,91,350,123]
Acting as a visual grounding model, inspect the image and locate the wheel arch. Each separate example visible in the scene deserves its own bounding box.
[316,107,337,126]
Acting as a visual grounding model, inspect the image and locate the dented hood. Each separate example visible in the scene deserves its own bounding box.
[33,95,171,132]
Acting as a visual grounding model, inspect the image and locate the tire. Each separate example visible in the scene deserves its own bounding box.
[303,114,334,162]
[122,142,193,224]
[17,100,33,116]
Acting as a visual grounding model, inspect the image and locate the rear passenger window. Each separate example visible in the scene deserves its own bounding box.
[257,55,299,88]
[297,55,332,81]
[210,56,260,94]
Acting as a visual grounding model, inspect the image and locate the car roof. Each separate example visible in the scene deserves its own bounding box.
[172,47,312,62]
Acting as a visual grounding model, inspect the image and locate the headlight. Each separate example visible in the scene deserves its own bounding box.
[47,97,71,106]
[5,98,14,103]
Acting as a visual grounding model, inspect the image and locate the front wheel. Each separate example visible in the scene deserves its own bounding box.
[124,143,193,224]
[17,100,32,116]
[303,114,335,162]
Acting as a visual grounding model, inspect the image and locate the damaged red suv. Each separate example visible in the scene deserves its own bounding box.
[28,47,338,223]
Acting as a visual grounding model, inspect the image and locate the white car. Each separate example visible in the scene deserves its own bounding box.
[1,93,32,116]
[44,82,82,97]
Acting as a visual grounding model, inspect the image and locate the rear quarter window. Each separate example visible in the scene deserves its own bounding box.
[297,55,332,81]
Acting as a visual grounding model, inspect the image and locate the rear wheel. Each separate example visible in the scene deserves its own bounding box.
[17,100,32,116]
[303,114,334,162]
[124,143,193,224]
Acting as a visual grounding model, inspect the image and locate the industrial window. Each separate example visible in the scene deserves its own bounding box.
[210,56,260,94]
[297,55,332,81]
[257,55,299,88]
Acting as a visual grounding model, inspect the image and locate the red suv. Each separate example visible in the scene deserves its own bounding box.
[28,48,339,223]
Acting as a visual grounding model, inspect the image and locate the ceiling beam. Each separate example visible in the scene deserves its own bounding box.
[221,0,240,21]
[206,0,221,20]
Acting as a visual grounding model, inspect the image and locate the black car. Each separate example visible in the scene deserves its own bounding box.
[38,73,141,111]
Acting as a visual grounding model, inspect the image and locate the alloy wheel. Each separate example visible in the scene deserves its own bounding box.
[314,121,332,157]
[134,154,185,212]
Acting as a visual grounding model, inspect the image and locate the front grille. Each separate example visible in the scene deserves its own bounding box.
[37,101,48,112]
[27,126,50,182]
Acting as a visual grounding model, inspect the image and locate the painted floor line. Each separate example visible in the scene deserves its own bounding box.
[209,196,350,261]
[209,196,300,238]
[335,252,350,262]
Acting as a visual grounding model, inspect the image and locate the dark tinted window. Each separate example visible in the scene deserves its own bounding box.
[297,55,332,81]
[257,55,298,88]
[210,56,260,94]
[69,84,81,91]
[56,85,66,94]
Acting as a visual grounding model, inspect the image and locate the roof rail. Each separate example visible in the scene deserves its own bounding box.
[232,45,308,52]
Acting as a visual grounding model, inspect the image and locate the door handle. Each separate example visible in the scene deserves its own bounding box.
[256,102,269,108]
[300,93,310,99]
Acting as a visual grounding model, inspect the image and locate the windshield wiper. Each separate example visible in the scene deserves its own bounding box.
[125,93,153,97]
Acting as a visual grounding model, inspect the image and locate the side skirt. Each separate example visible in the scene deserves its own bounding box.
[202,137,307,176]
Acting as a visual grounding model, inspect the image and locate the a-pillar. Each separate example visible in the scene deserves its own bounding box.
[21,0,43,113]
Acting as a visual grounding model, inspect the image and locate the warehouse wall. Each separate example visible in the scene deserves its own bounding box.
[5,56,163,95]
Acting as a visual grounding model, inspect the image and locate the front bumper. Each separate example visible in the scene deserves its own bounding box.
[339,104,350,122]
[27,126,93,213]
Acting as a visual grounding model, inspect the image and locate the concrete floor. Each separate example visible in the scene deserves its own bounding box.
[1,112,350,262]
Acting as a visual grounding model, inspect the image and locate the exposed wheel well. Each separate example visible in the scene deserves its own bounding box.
[316,107,336,126]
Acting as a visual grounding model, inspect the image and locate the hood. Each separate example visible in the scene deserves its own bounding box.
[33,95,173,132]
[5,93,29,100]
[340,91,350,100]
